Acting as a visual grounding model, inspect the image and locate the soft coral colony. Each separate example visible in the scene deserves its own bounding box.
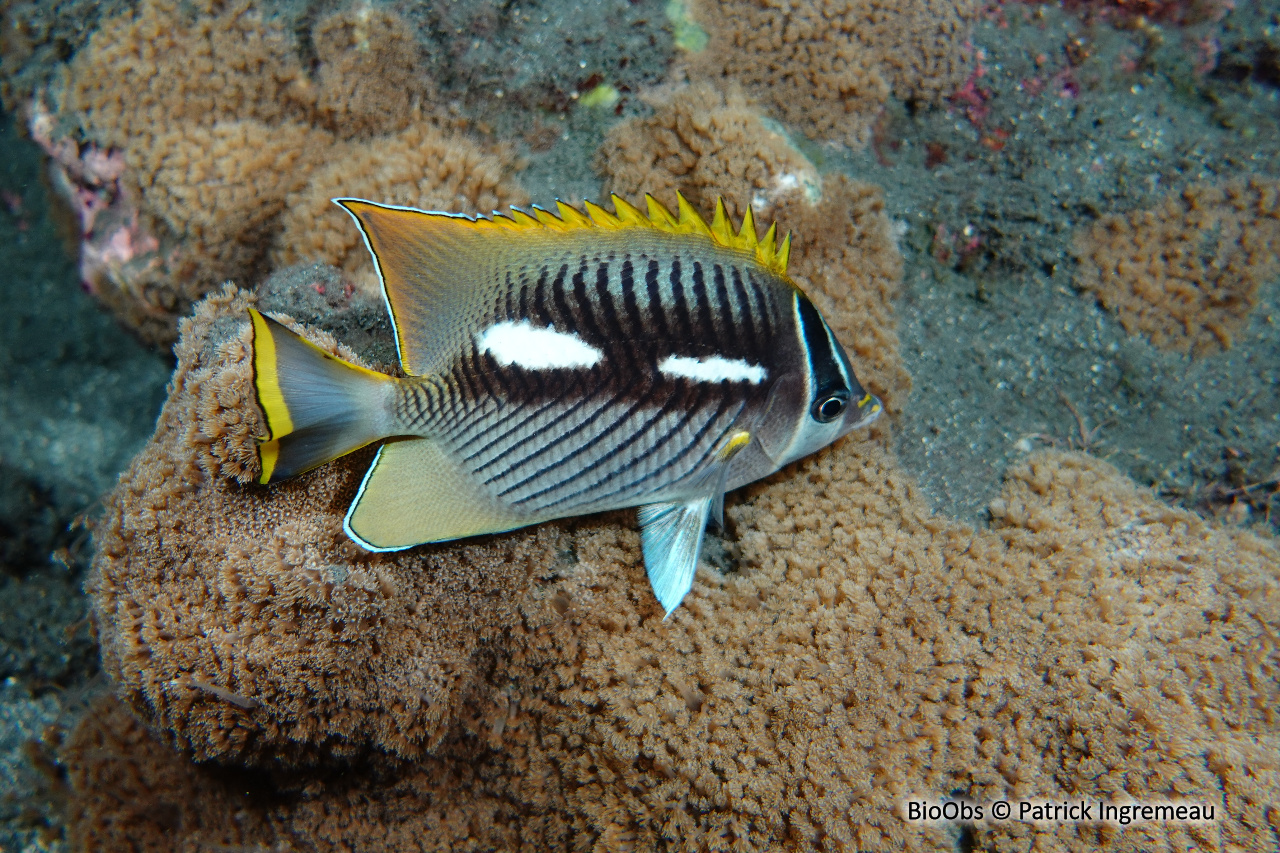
[20,0,523,344]
[2,0,1276,852]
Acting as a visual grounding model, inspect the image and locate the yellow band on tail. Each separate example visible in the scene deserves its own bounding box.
[250,308,295,441]
[248,307,394,485]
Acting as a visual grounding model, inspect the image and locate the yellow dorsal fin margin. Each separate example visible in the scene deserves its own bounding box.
[471,194,792,275]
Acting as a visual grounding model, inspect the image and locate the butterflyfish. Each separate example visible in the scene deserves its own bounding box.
[249,194,882,617]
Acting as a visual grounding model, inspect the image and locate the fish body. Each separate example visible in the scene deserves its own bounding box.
[250,194,881,616]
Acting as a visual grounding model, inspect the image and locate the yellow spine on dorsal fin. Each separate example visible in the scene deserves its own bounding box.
[675,192,713,239]
[645,194,679,229]
[778,231,792,271]
[759,221,777,259]
[738,204,757,250]
[531,205,567,229]
[583,199,620,228]
[611,194,649,227]
[469,194,792,275]
[555,200,593,227]
[508,208,542,228]
[710,198,733,245]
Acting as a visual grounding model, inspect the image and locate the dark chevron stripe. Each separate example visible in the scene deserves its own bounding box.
[505,382,662,505]
[459,363,556,460]
[550,390,716,509]
[463,393,564,466]
[484,384,615,488]
[531,390,685,510]
[635,393,732,488]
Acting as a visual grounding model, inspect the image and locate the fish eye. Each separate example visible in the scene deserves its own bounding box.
[812,393,848,423]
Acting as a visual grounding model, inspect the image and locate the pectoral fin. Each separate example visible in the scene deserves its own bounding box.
[638,497,713,619]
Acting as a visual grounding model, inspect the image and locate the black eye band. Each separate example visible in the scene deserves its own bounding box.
[796,295,849,404]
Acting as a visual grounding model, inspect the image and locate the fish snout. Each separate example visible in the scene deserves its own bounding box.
[845,391,882,433]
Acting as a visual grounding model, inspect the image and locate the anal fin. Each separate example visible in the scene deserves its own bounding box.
[637,497,713,619]
[345,438,519,551]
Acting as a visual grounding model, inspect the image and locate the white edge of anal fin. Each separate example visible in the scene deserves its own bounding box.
[342,445,414,553]
[638,497,713,619]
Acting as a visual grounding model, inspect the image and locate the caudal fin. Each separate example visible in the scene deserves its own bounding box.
[249,308,393,484]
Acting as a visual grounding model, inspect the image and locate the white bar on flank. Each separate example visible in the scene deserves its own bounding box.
[477,321,603,369]
[659,354,767,384]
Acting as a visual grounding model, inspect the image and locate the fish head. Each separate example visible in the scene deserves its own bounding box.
[754,292,882,471]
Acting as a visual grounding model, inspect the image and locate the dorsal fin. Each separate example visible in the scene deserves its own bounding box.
[335,194,794,375]
[350,193,792,275]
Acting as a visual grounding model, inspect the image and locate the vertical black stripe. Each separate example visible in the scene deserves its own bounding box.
[690,261,718,348]
[669,257,693,340]
[470,348,505,402]
[747,270,773,341]
[553,262,575,327]
[533,266,552,325]
[728,266,759,351]
[645,257,670,339]
[518,281,531,320]
[593,259,625,340]
[504,271,517,321]
[712,264,737,345]
[619,256,645,338]
[575,260,607,342]
[454,348,484,405]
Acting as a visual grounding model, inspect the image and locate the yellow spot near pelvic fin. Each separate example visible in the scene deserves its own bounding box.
[718,430,752,460]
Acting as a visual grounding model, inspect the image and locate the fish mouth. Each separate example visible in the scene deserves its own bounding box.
[849,392,883,430]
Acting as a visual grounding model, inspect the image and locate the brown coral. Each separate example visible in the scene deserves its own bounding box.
[72,436,1280,850]
[63,0,313,145]
[685,0,980,144]
[44,0,520,345]
[271,123,527,288]
[600,85,822,221]
[309,4,432,140]
[75,171,1279,847]
[1074,176,1280,355]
